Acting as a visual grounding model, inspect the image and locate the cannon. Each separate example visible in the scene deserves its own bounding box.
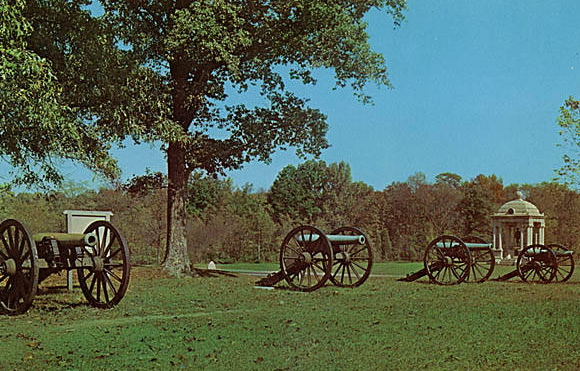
[256,225,373,292]
[399,235,496,285]
[0,218,130,315]
[495,243,575,283]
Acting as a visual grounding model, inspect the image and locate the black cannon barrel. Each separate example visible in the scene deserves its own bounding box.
[297,233,365,245]
[33,232,98,247]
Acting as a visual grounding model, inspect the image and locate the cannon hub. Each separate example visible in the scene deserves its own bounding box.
[1,258,16,276]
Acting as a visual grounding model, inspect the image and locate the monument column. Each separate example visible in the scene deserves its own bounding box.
[498,226,503,259]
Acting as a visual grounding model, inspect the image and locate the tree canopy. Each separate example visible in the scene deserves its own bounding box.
[0,0,116,186]
[556,96,580,185]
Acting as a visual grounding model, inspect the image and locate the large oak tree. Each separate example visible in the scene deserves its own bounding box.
[24,0,406,275]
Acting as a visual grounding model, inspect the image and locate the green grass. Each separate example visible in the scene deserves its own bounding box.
[1,267,579,370]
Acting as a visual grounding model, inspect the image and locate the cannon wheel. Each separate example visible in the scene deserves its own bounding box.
[77,221,130,308]
[280,225,333,292]
[424,235,471,285]
[462,236,495,283]
[547,243,574,283]
[329,226,373,287]
[0,219,39,315]
[516,244,556,283]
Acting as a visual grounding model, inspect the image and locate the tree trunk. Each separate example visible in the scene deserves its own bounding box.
[163,141,191,275]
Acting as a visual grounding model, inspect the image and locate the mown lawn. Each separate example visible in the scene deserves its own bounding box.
[1,265,579,371]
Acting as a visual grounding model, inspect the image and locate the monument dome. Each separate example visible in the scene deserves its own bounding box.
[495,192,542,217]
[491,191,545,262]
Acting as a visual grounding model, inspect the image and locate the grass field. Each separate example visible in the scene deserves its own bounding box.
[1,263,579,370]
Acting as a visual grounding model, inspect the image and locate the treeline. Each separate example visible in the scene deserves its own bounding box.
[1,161,579,264]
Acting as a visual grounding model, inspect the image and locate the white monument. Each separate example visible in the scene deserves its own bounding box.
[491,192,545,262]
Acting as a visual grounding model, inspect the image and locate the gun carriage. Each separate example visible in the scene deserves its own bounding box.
[398,235,495,285]
[496,243,574,283]
[256,225,373,292]
[0,218,130,315]
[400,234,574,285]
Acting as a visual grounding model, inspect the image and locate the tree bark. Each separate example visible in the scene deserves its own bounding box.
[163,141,191,275]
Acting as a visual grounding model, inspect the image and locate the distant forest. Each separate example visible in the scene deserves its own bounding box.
[1,160,579,264]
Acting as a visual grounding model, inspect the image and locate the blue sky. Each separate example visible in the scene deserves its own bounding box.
[230,0,580,190]
[3,0,580,191]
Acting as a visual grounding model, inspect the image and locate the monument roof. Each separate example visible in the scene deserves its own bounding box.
[495,192,542,217]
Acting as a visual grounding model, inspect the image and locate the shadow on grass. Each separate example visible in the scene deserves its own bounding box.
[191,268,238,278]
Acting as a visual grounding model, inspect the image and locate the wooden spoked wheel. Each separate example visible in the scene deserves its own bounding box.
[0,219,38,315]
[280,225,333,292]
[547,244,574,283]
[424,235,471,285]
[462,236,495,283]
[516,244,556,283]
[77,221,130,308]
[329,227,373,287]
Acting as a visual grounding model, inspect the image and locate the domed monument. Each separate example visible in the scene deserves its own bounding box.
[491,191,545,261]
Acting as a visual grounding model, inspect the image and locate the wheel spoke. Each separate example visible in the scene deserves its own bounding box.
[19,249,31,265]
[7,228,15,256]
[313,261,325,272]
[557,265,571,275]
[311,266,321,284]
[349,245,367,257]
[106,269,123,283]
[88,271,98,294]
[299,230,307,250]
[94,229,102,256]
[1,235,12,257]
[433,266,442,280]
[83,269,95,282]
[285,244,302,257]
[352,261,367,272]
[102,234,115,257]
[332,263,343,279]
[96,274,102,301]
[472,264,484,278]
[283,256,300,261]
[13,228,21,256]
[103,271,118,295]
[345,264,353,285]
[102,275,110,303]
[351,264,362,280]
[440,266,448,283]
[4,277,14,306]
[298,268,305,286]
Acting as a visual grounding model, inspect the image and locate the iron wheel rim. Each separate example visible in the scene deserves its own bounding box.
[546,244,574,283]
[517,244,556,283]
[280,225,332,292]
[424,235,471,285]
[328,226,373,287]
[462,236,495,283]
[0,219,38,315]
[77,221,130,308]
